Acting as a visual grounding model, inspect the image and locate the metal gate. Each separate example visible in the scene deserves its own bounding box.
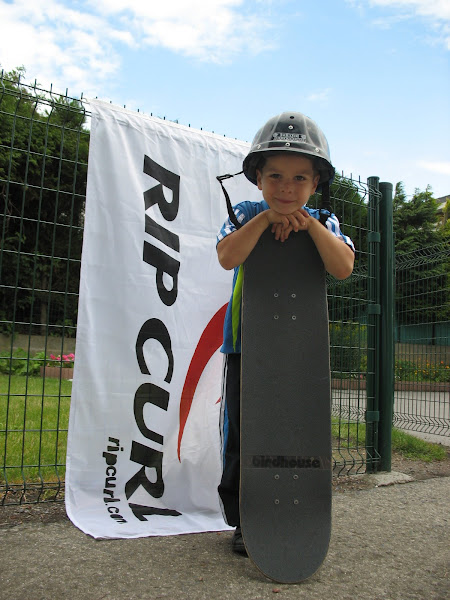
[394,243,450,438]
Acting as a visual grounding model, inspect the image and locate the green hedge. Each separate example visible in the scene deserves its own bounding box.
[0,348,46,376]
[330,321,367,376]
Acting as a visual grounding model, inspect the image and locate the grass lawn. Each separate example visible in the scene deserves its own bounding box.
[332,419,447,462]
[1,374,447,486]
[0,374,72,485]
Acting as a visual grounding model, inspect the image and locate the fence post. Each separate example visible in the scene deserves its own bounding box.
[378,181,395,471]
[365,177,380,472]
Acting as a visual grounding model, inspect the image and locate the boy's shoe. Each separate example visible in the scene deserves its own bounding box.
[232,527,247,556]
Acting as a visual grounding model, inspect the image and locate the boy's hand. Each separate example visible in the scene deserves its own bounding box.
[267,208,355,279]
[267,208,310,242]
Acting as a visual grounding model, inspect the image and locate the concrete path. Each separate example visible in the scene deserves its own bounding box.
[1,477,448,600]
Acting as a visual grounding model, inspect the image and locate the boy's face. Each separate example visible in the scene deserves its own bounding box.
[256,154,320,215]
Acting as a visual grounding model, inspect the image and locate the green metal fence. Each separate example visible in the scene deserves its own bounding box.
[326,175,382,475]
[1,73,447,505]
[1,73,87,504]
[394,243,450,437]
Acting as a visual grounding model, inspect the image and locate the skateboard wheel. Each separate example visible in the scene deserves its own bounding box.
[292,315,297,320]
[274,474,280,480]
[274,293,279,297]
[293,474,298,480]
[294,499,299,505]
[274,315,279,320]
[274,499,280,505]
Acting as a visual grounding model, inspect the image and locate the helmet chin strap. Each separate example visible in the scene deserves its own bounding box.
[318,181,332,226]
[217,172,332,230]
[217,172,244,229]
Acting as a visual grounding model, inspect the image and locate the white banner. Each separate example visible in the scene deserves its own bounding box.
[65,100,260,539]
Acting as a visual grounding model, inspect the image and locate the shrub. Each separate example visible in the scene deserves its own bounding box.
[395,358,450,383]
[330,321,367,377]
[0,349,75,376]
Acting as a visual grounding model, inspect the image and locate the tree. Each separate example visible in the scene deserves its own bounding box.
[326,173,369,323]
[393,182,442,252]
[0,68,90,335]
[393,182,449,332]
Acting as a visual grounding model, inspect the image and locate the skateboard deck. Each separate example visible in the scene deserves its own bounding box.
[240,229,332,583]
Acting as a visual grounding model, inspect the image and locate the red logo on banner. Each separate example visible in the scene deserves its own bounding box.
[177,304,227,461]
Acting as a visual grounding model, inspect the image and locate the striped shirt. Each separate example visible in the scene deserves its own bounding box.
[217,200,355,354]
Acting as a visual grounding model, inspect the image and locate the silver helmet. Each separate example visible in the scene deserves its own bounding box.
[242,112,335,189]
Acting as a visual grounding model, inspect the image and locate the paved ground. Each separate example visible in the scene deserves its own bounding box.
[1,475,448,600]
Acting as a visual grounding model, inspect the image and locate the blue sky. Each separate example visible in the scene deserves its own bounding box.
[1,0,449,199]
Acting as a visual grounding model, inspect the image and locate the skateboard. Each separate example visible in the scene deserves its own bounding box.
[240,229,332,583]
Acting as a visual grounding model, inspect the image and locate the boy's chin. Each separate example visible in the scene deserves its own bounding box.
[273,204,299,215]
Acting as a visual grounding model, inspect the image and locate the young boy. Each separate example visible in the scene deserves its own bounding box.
[216,112,355,554]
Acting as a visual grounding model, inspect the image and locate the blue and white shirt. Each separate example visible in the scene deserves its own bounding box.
[217,200,355,354]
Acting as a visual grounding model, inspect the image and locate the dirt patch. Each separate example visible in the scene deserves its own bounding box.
[0,500,68,527]
[332,447,450,493]
[391,447,450,480]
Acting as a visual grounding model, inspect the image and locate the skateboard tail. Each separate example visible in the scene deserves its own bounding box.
[243,530,331,584]
[240,467,332,583]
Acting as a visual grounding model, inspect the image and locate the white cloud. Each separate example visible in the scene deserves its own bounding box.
[0,0,274,95]
[348,0,450,49]
[0,0,122,95]
[368,0,450,21]
[306,88,332,103]
[93,0,274,62]
[418,161,450,176]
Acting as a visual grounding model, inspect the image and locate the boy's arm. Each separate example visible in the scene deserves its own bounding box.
[306,216,354,280]
[271,208,354,279]
[217,212,270,270]
[218,206,354,277]
[217,209,299,270]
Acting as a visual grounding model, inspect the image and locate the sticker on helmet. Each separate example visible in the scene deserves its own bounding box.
[272,132,307,142]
